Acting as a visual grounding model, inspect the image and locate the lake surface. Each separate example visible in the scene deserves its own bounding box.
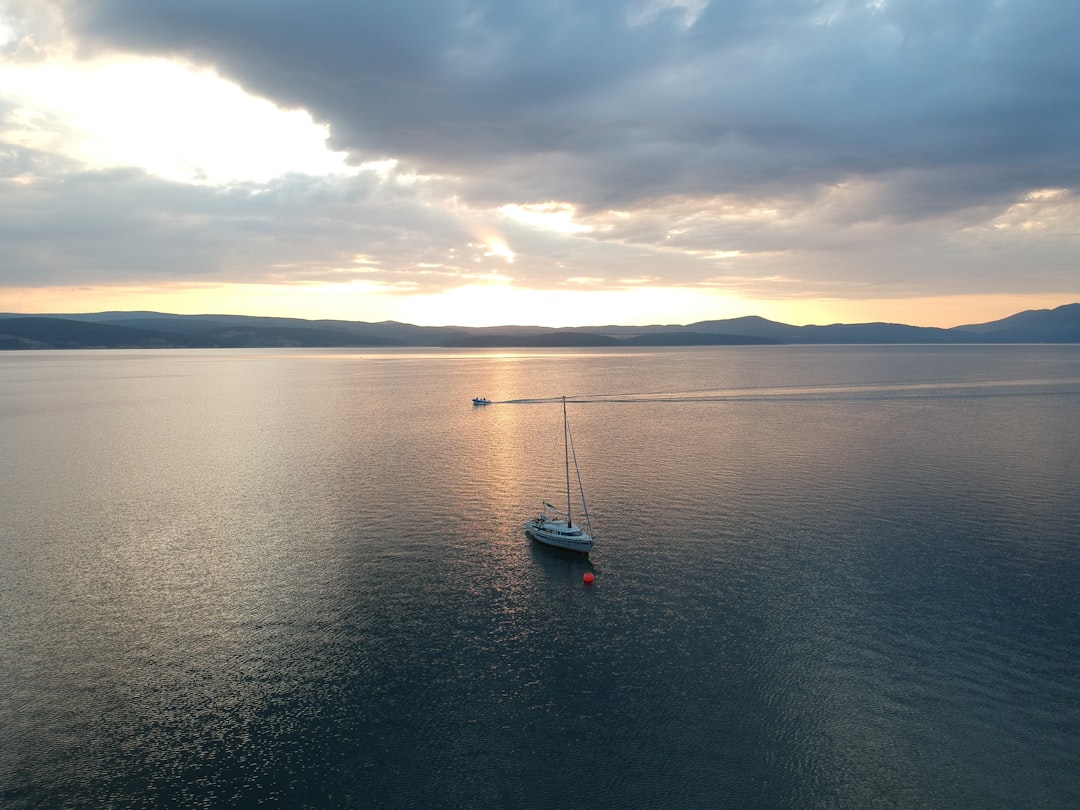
[2,345,1079,808]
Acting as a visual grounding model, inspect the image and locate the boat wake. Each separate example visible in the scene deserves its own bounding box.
[483,377,1080,406]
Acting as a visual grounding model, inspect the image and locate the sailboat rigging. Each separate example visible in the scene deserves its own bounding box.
[525,396,594,553]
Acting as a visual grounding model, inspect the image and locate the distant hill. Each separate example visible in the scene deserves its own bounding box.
[0,317,204,349]
[955,303,1080,342]
[621,331,776,346]
[443,331,622,348]
[680,318,964,344]
[1,303,1077,349]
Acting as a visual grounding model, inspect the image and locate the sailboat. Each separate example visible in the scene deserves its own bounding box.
[525,396,594,553]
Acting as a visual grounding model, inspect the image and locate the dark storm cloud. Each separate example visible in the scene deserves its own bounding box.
[59,0,1080,214]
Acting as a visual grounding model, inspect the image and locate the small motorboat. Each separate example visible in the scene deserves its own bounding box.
[472,397,492,405]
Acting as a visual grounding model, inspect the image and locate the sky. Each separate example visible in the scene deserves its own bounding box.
[1,0,1078,328]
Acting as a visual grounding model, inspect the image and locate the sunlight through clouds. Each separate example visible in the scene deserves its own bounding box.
[983,188,1075,233]
[499,202,594,234]
[482,238,516,263]
[0,56,356,184]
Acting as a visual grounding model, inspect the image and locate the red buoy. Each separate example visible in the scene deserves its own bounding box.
[583,571,595,584]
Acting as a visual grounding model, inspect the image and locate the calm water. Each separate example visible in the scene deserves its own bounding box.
[1,345,1079,808]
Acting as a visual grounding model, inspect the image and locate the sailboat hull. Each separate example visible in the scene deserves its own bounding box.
[525,518,594,553]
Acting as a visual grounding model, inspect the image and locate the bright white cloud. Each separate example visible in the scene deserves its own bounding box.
[0,55,356,184]
[627,0,710,29]
[499,202,594,234]
[481,238,516,263]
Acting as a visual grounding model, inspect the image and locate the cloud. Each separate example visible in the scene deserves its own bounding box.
[53,1,1080,206]
[0,148,421,286]
[2,0,1079,318]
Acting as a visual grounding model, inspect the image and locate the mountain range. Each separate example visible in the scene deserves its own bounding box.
[1,304,1078,350]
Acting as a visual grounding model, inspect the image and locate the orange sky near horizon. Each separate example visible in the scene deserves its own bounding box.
[0,282,1071,329]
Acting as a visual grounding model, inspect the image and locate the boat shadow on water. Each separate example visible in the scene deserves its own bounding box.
[527,536,596,578]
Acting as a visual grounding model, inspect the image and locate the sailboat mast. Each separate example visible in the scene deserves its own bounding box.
[563,395,572,527]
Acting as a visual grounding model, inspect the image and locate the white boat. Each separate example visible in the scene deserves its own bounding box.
[525,396,594,554]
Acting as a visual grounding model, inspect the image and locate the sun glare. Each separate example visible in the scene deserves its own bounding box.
[0,56,356,184]
[499,202,593,234]
[483,239,516,263]
[395,285,758,327]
